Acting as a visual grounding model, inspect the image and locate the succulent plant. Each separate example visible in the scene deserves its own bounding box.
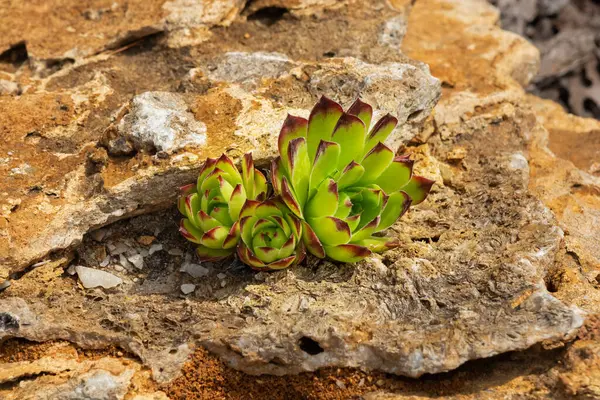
[178,153,268,261]
[237,198,305,270]
[271,96,434,262]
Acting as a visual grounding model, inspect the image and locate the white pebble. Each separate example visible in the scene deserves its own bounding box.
[181,263,209,278]
[75,266,122,289]
[217,273,226,280]
[181,283,196,294]
[168,248,184,256]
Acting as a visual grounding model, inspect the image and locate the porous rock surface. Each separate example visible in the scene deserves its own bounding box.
[0,0,598,399]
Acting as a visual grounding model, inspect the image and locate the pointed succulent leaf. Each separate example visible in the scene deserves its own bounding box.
[337,161,365,189]
[358,142,394,184]
[184,193,201,226]
[374,157,414,193]
[197,158,217,192]
[217,176,234,203]
[237,243,266,269]
[254,169,268,200]
[179,219,203,244]
[270,157,285,195]
[323,244,371,263]
[305,178,338,219]
[378,191,411,231]
[222,221,241,249]
[240,215,258,246]
[334,192,353,219]
[307,96,344,162]
[347,98,373,131]
[252,218,276,237]
[355,188,385,231]
[196,245,234,262]
[307,216,351,246]
[215,154,242,185]
[228,184,246,221]
[365,114,397,155]
[254,246,280,264]
[178,184,196,215]
[198,210,222,232]
[239,200,261,218]
[309,140,340,197]
[400,176,434,205]
[354,237,400,252]
[241,153,255,199]
[278,114,308,173]
[283,212,302,240]
[210,206,233,226]
[350,216,380,243]
[301,220,326,258]
[265,255,297,270]
[199,226,229,248]
[286,137,311,207]
[345,214,361,232]
[277,236,297,259]
[256,199,283,218]
[281,176,303,218]
[332,113,366,170]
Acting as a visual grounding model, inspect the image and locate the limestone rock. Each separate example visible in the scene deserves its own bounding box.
[75,266,123,289]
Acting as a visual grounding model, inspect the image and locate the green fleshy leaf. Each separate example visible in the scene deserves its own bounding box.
[345,214,360,232]
[209,206,233,227]
[197,245,234,262]
[228,184,246,221]
[215,154,242,185]
[323,244,371,263]
[283,212,302,240]
[334,192,353,219]
[237,243,266,268]
[278,114,308,174]
[301,220,325,258]
[307,96,344,162]
[222,221,240,249]
[281,177,303,218]
[198,210,221,232]
[270,215,291,237]
[337,161,365,189]
[256,199,283,218]
[200,168,227,193]
[364,114,397,156]
[332,113,366,171]
[277,236,296,259]
[254,169,268,200]
[254,246,280,264]
[178,184,196,215]
[287,137,311,207]
[305,178,338,219]
[309,140,340,198]
[252,218,276,237]
[239,200,261,219]
[270,157,284,195]
[218,176,234,203]
[240,215,258,245]
[350,216,380,242]
[378,191,411,231]
[265,255,297,270]
[374,157,413,193]
[241,153,255,199]
[354,188,385,231]
[400,176,434,205]
[354,237,400,253]
[307,216,351,246]
[196,158,217,193]
[199,226,229,248]
[184,193,201,226]
[357,142,394,184]
[347,98,373,131]
[179,219,203,244]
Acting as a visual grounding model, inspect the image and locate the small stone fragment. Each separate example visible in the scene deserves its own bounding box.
[90,229,108,242]
[217,273,226,280]
[75,266,123,289]
[335,380,346,389]
[168,248,184,256]
[137,235,156,246]
[109,242,129,255]
[180,284,195,294]
[149,243,163,255]
[128,254,144,270]
[180,263,209,278]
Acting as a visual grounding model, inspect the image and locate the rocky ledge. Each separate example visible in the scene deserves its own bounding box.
[0,0,598,399]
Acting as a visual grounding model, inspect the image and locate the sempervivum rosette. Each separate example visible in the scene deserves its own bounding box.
[237,198,305,270]
[271,96,434,262]
[178,153,267,261]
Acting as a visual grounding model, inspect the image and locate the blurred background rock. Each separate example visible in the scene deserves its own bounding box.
[490,0,600,119]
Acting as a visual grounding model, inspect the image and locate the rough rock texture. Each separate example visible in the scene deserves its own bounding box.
[1,0,599,399]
